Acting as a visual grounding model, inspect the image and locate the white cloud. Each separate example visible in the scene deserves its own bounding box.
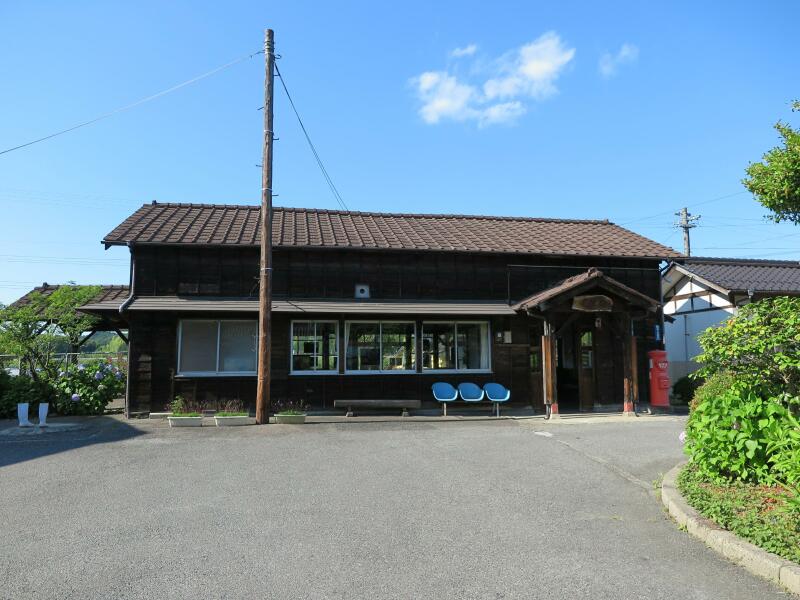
[599,43,639,78]
[414,71,477,124]
[484,32,576,101]
[450,44,477,58]
[412,32,575,127]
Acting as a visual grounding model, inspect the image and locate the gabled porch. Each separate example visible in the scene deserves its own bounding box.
[513,268,661,417]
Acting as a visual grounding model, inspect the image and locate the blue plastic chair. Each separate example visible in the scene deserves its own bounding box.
[484,383,511,417]
[458,382,485,405]
[432,382,458,416]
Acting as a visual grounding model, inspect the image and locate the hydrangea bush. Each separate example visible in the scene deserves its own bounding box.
[52,360,125,416]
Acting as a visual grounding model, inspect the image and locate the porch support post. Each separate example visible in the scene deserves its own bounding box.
[622,316,636,416]
[542,319,559,418]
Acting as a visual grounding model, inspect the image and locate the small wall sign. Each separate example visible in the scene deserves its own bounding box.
[572,294,613,312]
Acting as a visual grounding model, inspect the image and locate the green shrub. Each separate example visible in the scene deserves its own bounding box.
[685,383,800,488]
[678,464,800,562]
[696,297,800,396]
[690,371,736,411]
[0,374,58,419]
[51,360,125,416]
[0,369,12,418]
[672,374,702,406]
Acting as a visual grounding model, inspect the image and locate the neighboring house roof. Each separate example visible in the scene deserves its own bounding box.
[513,268,660,312]
[9,284,130,312]
[102,202,680,260]
[669,257,800,295]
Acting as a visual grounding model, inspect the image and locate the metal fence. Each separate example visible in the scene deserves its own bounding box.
[1,352,128,376]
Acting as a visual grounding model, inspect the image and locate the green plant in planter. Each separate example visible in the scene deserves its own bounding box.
[273,399,308,416]
[216,399,248,417]
[170,395,201,417]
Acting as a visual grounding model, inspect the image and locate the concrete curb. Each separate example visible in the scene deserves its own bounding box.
[662,463,800,596]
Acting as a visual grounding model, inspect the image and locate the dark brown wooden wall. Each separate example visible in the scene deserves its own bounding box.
[126,310,541,413]
[125,246,663,414]
[132,246,661,304]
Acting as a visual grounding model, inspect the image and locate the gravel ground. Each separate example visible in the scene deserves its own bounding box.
[0,415,789,599]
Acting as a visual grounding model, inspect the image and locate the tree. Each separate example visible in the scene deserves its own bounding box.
[0,293,59,380]
[44,285,101,352]
[743,100,800,223]
[0,285,102,378]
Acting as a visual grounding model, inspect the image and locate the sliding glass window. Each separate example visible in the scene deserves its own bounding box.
[177,320,258,376]
[422,321,490,372]
[345,321,416,373]
[290,321,338,373]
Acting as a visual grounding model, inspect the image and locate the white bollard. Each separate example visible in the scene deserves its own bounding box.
[38,402,49,427]
[17,403,32,427]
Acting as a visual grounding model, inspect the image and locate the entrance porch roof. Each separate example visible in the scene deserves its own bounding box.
[512,268,660,313]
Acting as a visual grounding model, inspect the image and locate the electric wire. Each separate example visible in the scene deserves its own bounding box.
[0,49,263,156]
[273,61,350,211]
[620,191,749,226]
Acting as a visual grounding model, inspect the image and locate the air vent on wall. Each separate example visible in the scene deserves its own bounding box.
[355,284,370,299]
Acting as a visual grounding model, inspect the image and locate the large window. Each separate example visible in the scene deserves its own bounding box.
[345,321,416,373]
[178,320,257,376]
[422,321,490,372]
[291,321,338,373]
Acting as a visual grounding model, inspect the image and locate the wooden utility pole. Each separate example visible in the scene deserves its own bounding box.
[674,207,700,257]
[256,28,275,425]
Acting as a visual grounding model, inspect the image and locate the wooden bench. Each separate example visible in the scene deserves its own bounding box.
[333,399,421,417]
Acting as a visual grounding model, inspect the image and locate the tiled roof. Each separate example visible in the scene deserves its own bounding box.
[513,268,660,311]
[677,257,800,294]
[9,285,130,313]
[102,202,680,260]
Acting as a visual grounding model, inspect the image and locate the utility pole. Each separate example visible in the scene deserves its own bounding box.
[256,28,275,425]
[674,207,700,256]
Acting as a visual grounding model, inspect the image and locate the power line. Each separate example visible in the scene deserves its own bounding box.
[273,61,350,211]
[620,191,749,226]
[0,49,263,157]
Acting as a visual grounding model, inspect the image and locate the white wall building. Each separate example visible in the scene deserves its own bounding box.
[661,257,800,382]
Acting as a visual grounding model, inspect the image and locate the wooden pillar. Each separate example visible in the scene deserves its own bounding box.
[630,334,639,411]
[542,320,559,417]
[622,316,635,415]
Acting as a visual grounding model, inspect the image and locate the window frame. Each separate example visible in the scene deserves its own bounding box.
[289,320,340,375]
[176,319,258,377]
[421,320,492,374]
[344,320,417,375]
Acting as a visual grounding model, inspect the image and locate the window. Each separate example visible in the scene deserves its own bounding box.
[291,321,338,373]
[177,320,257,376]
[345,321,416,373]
[422,321,490,372]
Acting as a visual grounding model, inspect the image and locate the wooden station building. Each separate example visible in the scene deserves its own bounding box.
[86,202,680,416]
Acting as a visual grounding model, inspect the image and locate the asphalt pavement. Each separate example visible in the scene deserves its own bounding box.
[0,415,791,599]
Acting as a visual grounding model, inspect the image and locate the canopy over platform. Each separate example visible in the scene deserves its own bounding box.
[123,296,516,315]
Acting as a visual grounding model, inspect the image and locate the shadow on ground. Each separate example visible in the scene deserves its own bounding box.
[0,415,146,468]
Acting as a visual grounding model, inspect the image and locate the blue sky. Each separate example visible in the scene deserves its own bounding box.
[1,1,799,304]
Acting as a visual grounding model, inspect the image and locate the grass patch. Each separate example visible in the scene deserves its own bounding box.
[216,412,248,417]
[170,413,201,417]
[276,410,305,416]
[678,463,800,563]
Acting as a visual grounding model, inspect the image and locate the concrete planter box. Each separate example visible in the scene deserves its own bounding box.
[275,414,307,424]
[167,416,203,427]
[214,415,251,427]
[150,412,173,420]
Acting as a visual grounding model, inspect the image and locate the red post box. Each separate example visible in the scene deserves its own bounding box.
[648,350,670,408]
